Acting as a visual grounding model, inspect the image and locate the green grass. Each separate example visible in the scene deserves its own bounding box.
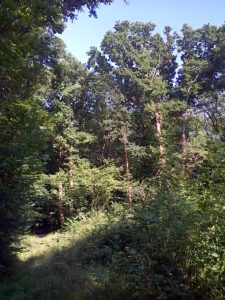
[0,205,126,300]
[1,200,224,300]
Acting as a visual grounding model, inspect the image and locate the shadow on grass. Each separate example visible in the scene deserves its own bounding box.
[0,196,204,300]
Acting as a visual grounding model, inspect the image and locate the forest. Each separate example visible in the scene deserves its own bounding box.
[0,0,224,299]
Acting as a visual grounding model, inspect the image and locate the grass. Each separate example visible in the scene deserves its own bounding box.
[0,206,125,300]
[0,200,224,300]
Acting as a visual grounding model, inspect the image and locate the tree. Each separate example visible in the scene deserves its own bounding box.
[87,21,177,181]
[0,0,118,271]
[177,23,225,170]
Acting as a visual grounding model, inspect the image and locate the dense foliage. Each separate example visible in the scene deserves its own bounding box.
[0,1,224,299]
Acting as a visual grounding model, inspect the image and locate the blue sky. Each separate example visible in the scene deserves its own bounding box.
[59,0,225,63]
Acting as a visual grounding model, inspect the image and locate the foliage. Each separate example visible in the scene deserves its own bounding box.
[0,0,119,273]
[0,1,225,298]
[1,189,224,299]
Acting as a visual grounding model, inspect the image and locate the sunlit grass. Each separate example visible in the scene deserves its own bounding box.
[1,202,224,300]
[17,233,66,263]
[0,207,120,300]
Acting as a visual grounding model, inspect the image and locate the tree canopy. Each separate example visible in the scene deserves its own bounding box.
[0,2,224,299]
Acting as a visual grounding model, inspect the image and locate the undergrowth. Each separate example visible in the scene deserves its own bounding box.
[0,188,224,300]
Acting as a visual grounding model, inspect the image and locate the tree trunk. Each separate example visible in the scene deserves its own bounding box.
[58,182,65,224]
[147,56,166,182]
[154,104,165,184]
[68,151,74,189]
[124,143,132,203]
[181,74,199,171]
[58,146,65,225]
[181,109,189,171]
[68,152,74,215]
[182,110,188,151]
[155,109,165,157]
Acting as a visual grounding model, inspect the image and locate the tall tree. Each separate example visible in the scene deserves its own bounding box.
[177,23,225,170]
[0,0,118,271]
[87,21,177,180]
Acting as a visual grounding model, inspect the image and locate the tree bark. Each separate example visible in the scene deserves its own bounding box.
[147,54,166,182]
[155,109,165,157]
[124,142,132,203]
[58,182,65,224]
[181,74,199,170]
[181,109,189,153]
[151,100,166,184]
[68,150,74,189]
[58,146,65,225]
